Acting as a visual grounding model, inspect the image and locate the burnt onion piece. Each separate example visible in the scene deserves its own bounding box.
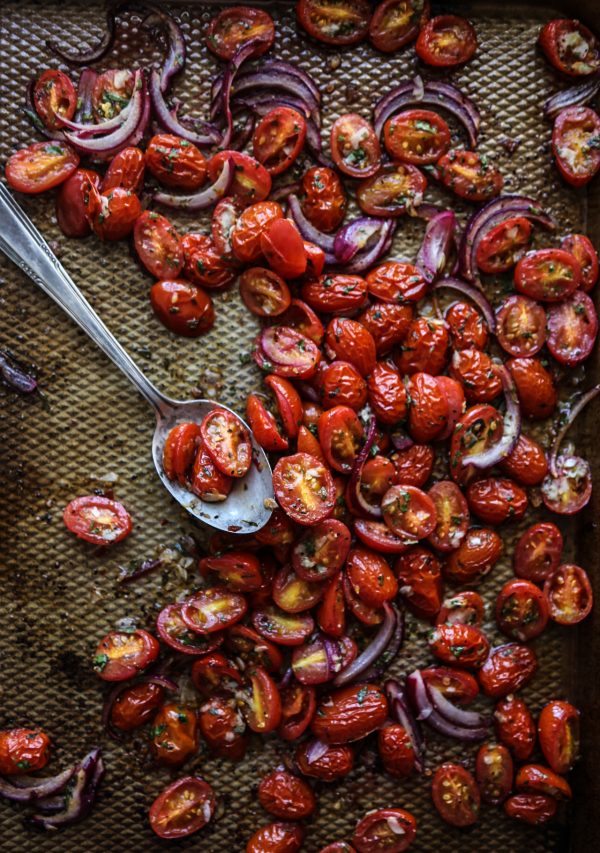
[544,72,600,121]
[373,76,480,147]
[0,767,75,804]
[0,350,37,393]
[334,603,402,686]
[549,384,600,478]
[459,195,555,286]
[28,748,104,830]
[433,276,496,332]
[118,557,163,583]
[385,679,425,773]
[149,68,221,146]
[407,670,489,742]
[142,7,186,93]
[417,211,457,283]
[460,361,521,469]
[153,156,235,210]
[46,4,117,65]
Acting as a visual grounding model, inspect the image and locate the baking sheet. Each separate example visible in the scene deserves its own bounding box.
[0,1,597,850]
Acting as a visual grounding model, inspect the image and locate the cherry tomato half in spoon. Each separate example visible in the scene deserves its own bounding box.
[200,408,252,478]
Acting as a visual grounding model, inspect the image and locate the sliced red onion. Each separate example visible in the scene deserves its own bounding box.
[361,606,405,681]
[257,59,321,102]
[229,112,256,151]
[218,39,266,149]
[149,68,221,146]
[118,557,163,584]
[433,276,496,332]
[0,766,75,803]
[153,156,235,210]
[461,361,521,470]
[0,350,37,393]
[287,194,337,256]
[425,682,492,729]
[460,195,555,285]
[385,679,425,773]
[334,603,398,686]
[233,92,314,120]
[305,739,330,765]
[347,415,381,519]
[549,384,600,477]
[270,182,302,202]
[407,671,488,741]
[74,69,98,125]
[46,6,116,65]
[417,211,457,283]
[230,72,320,121]
[390,427,414,451]
[143,8,186,93]
[58,101,134,137]
[28,748,104,830]
[334,218,385,264]
[339,220,395,274]
[545,73,600,121]
[406,670,433,721]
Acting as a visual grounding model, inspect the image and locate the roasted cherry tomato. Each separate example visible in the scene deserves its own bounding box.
[391,444,435,488]
[326,317,377,377]
[33,69,77,130]
[200,408,251,478]
[449,404,504,487]
[199,695,248,760]
[134,211,184,279]
[101,146,145,194]
[394,317,449,375]
[301,165,347,232]
[92,69,134,120]
[515,248,580,302]
[542,452,592,515]
[552,106,600,187]
[246,393,288,452]
[261,218,307,279]
[265,375,303,440]
[231,200,283,264]
[450,348,501,403]
[444,527,502,585]
[297,0,371,46]
[428,623,490,669]
[382,485,438,540]
[507,356,557,419]
[378,724,416,778]
[156,603,224,655]
[544,563,593,624]
[369,0,430,53]
[384,109,450,165]
[547,291,598,365]
[258,769,316,820]
[253,107,307,175]
[63,495,132,546]
[395,546,443,620]
[421,666,479,705]
[240,268,291,318]
[515,764,571,800]
[427,480,469,553]
[190,440,234,501]
[296,740,355,781]
[352,807,417,852]
[495,579,549,641]
[273,564,325,613]
[111,682,165,731]
[238,667,282,734]
[256,325,321,379]
[479,643,538,698]
[358,301,414,356]
[278,682,317,741]
[206,5,275,59]
[317,360,367,410]
[317,571,347,637]
[499,433,548,486]
[416,14,477,66]
[212,196,243,256]
[366,261,428,304]
[538,700,580,774]
[436,591,485,627]
[89,186,141,241]
[149,776,215,839]
[495,695,536,761]
[292,634,355,684]
[146,133,207,190]
[292,519,351,582]
[476,217,532,273]
[495,295,546,357]
[56,168,100,238]
[302,273,368,315]
[0,729,51,776]
[561,232,599,291]
[331,114,381,178]
[437,150,503,202]
[504,793,557,826]
[199,551,264,593]
[182,587,247,634]
[446,302,489,351]
[513,522,563,583]
[278,300,325,345]
[5,140,79,194]
[150,278,214,337]
[93,628,159,681]
[273,452,335,524]
[246,822,304,853]
[436,376,466,440]
[343,571,385,626]
[226,624,283,673]
[150,703,199,767]
[311,684,388,744]
[357,163,427,216]
[346,546,398,607]
[367,361,407,425]
[475,743,514,806]
[181,233,238,289]
[539,18,600,77]
[208,150,271,204]
[431,763,480,827]
[253,604,315,647]
[466,477,528,525]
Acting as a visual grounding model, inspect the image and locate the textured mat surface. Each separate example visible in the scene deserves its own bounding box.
[0,1,596,850]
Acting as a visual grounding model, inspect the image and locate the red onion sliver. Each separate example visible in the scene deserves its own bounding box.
[347,415,381,519]
[385,679,425,773]
[433,276,496,332]
[0,767,75,803]
[544,72,600,121]
[417,211,457,283]
[153,156,235,210]
[462,362,521,470]
[406,670,433,721]
[29,749,104,830]
[425,682,492,729]
[549,384,600,477]
[149,68,221,146]
[288,194,337,255]
[64,70,144,153]
[305,739,330,765]
[334,603,397,686]
[143,8,186,93]
[334,218,385,264]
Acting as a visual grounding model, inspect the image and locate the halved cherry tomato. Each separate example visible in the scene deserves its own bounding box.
[101,147,145,194]
[431,763,480,827]
[231,200,283,263]
[302,273,368,315]
[496,579,549,641]
[495,695,536,760]
[378,724,416,778]
[499,433,548,486]
[357,455,397,509]
[357,163,426,216]
[544,563,593,624]
[55,168,100,237]
[111,682,165,731]
[278,682,317,741]
[265,375,303,440]
[427,480,469,552]
[408,372,448,443]
[515,248,580,302]
[206,6,275,60]
[561,232,599,291]
[437,149,503,202]
[190,652,242,695]
[199,551,264,593]
[466,477,528,525]
[134,211,184,279]
[163,422,202,484]
[507,356,557,419]
[542,453,592,514]
[384,109,450,165]
[539,18,600,76]
[292,634,356,685]
[212,196,243,257]
[297,0,371,46]
[552,106,600,187]
[358,302,414,355]
[369,0,429,52]
[273,452,336,525]
[240,268,291,318]
[317,406,364,473]
[382,485,438,540]
[366,261,428,304]
[352,807,417,852]
[538,700,580,774]
[200,408,251,478]
[394,317,449,375]
[253,107,307,176]
[301,166,347,232]
[318,571,347,637]
[199,694,248,760]
[181,233,239,289]
[182,587,247,633]
[261,218,307,279]
[436,591,484,627]
[421,666,479,705]
[33,69,77,130]
[89,186,141,241]
[416,14,477,66]
[246,393,288,452]
[444,527,502,586]
[156,603,224,655]
[256,326,321,379]
[449,404,504,487]
[446,302,489,351]
[150,279,214,337]
[295,740,355,781]
[344,569,386,625]
[273,564,325,613]
[63,495,132,546]
[476,217,533,273]
[0,729,51,776]
[428,623,490,669]
[145,134,207,190]
[149,776,215,839]
[515,764,571,800]
[325,317,377,377]
[279,298,325,344]
[298,424,327,462]
[5,140,79,194]
[258,769,316,820]
[93,628,159,681]
[395,546,443,620]
[239,667,282,733]
[546,290,598,365]
[504,793,557,826]
[253,604,315,646]
[92,69,134,121]
[479,643,538,697]
[226,624,283,673]
[391,444,435,488]
[475,743,513,806]
[346,547,398,607]
[495,295,546,357]
[331,114,381,178]
[513,522,563,583]
[190,440,233,502]
[292,519,351,582]
[150,703,199,767]
[354,519,413,555]
[208,150,271,204]
[311,684,388,744]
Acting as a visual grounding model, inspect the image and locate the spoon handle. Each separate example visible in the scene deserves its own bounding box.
[0,183,170,414]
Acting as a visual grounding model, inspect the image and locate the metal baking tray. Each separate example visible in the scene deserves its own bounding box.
[0,1,598,850]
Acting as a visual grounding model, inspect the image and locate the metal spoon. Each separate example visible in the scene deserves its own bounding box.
[0,183,274,533]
